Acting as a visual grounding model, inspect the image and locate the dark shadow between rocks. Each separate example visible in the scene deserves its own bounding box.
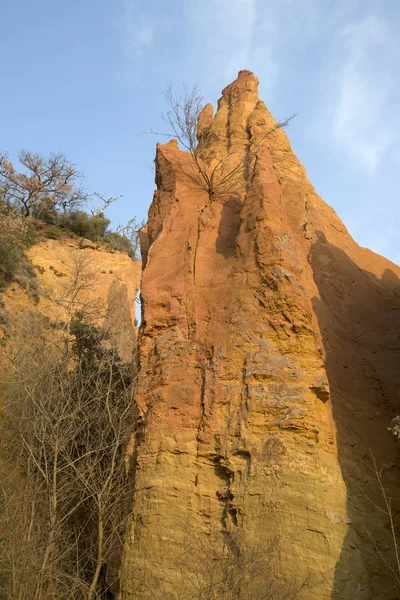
[216,197,243,257]
[310,231,400,599]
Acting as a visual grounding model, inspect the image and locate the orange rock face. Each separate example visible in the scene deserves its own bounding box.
[120,71,400,599]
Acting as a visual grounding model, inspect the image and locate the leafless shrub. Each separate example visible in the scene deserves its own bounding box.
[0,306,135,598]
[363,452,400,588]
[90,193,123,217]
[122,528,309,600]
[116,217,146,261]
[162,84,204,155]
[40,254,106,355]
[145,84,295,202]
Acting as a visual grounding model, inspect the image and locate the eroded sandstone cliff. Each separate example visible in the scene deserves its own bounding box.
[0,237,140,362]
[120,71,400,599]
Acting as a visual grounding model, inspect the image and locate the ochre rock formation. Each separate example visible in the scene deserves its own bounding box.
[0,237,140,362]
[120,71,400,599]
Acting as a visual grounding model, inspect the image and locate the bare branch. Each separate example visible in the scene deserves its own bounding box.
[143,84,296,203]
[90,192,123,217]
[0,281,135,598]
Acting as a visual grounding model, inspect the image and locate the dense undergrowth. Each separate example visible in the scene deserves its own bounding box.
[41,209,136,257]
[0,207,138,295]
[0,258,135,599]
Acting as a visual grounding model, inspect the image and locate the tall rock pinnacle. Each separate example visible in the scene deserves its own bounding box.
[119,71,400,599]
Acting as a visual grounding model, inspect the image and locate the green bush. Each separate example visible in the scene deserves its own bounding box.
[0,210,38,290]
[23,220,38,247]
[0,238,23,288]
[58,210,136,257]
[45,225,63,240]
[59,210,110,241]
[104,231,134,257]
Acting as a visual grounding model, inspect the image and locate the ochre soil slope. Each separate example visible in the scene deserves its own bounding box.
[1,237,141,362]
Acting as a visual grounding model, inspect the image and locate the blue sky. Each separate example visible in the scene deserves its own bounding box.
[1,0,399,264]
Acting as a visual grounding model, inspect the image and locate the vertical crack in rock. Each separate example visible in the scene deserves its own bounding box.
[214,456,236,529]
[196,361,207,449]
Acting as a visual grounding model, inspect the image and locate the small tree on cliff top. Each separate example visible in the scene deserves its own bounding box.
[146,84,296,201]
[0,150,89,218]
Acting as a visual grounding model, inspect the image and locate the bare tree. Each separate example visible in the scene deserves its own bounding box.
[0,150,89,217]
[162,84,204,155]
[363,450,400,589]
[40,254,105,354]
[122,528,309,600]
[146,84,296,201]
[0,310,135,598]
[90,193,123,217]
[116,216,145,261]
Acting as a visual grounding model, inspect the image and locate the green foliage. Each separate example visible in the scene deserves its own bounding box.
[44,225,63,239]
[0,209,38,290]
[104,231,134,257]
[59,210,110,241]
[59,210,139,258]
[0,238,23,289]
[70,310,107,362]
[70,311,130,383]
[22,219,38,247]
[0,213,25,289]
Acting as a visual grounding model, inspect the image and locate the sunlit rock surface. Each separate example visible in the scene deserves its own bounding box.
[120,71,400,600]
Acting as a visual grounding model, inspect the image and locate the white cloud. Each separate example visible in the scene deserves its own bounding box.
[332,16,399,170]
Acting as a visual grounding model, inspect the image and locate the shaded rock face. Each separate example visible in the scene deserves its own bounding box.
[120,71,400,599]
